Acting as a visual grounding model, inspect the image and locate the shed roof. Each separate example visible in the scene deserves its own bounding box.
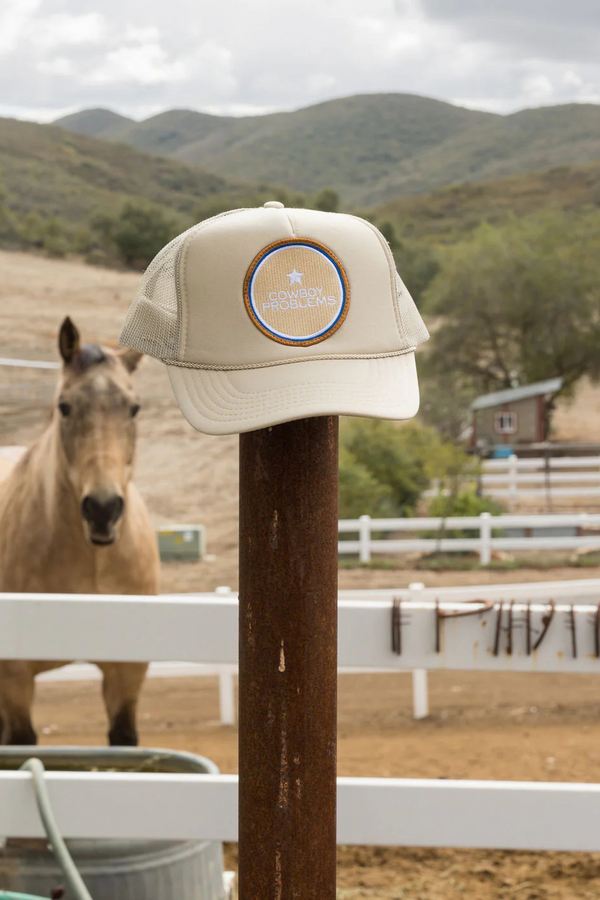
[471,377,564,411]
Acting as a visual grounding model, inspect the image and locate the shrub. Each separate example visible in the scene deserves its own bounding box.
[340,420,431,518]
[41,219,70,257]
[339,418,483,526]
[91,201,182,268]
[426,489,505,538]
[428,490,505,520]
[314,187,340,212]
[338,448,397,519]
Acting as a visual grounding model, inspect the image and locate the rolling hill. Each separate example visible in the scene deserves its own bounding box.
[369,159,600,243]
[55,93,600,206]
[0,116,261,228]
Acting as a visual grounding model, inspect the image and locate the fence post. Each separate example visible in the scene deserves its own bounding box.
[214,587,236,725]
[508,454,518,504]
[409,583,429,719]
[239,418,338,898]
[359,515,371,564]
[480,512,492,566]
[218,668,236,726]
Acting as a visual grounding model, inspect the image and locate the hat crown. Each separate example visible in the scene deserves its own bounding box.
[119,205,429,370]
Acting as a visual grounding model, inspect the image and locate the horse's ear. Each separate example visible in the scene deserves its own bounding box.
[117,348,144,373]
[58,317,81,366]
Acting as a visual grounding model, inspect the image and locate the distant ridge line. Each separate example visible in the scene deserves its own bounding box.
[54,93,600,206]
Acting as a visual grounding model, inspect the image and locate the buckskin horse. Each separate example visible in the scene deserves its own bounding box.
[0,317,159,745]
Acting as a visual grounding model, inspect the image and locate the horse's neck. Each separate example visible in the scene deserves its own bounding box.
[0,420,94,592]
[23,422,82,540]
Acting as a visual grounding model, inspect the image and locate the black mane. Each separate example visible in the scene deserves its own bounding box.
[76,343,108,373]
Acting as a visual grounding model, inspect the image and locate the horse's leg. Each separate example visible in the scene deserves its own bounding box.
[0,662,37,745]
[98,662,148,746]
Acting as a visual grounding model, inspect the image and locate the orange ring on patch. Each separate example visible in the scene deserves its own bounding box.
[243,238,350,347]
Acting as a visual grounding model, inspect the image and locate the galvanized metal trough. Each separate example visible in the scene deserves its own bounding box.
[0,747,226,900]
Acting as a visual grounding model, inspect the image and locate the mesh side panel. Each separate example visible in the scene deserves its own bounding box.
[119,232,185,358]
[119,211,246,360]
[396,272,430,347]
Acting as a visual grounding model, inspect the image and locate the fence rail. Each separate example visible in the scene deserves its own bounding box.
[425,455,600,501]
[482,454,600,500]
[4,583,600,852]
[339,512,600,564]
[2,770,600,851]
[4,582,600,672]
[0,357,60,406]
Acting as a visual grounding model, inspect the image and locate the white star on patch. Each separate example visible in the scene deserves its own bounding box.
[286,268,303,286]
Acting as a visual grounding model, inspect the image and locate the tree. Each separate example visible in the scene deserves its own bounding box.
[342,420,431,517]
[418,365,477,441]
[92,201,181,268]
[339,418,480,520]
[338,448,397,519]
[314,187,340,213]
[0,187,17,242]
[40,218,70,257]
[424,214,600,420]
[377,220,439,307]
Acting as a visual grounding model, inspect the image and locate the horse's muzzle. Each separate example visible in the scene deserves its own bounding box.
[81,493,125,545]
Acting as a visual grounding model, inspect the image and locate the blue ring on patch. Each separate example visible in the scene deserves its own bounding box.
[247,241,347,344]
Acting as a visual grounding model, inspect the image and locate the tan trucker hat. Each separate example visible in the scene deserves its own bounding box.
[119,201,429,435]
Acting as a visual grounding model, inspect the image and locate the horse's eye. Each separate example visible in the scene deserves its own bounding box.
[130,404,140,418]
[58,401,71,417]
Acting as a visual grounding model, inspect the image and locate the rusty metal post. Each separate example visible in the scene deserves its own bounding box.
[239,416,338,899]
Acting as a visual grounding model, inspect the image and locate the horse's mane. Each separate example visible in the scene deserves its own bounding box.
[72,343,108,374]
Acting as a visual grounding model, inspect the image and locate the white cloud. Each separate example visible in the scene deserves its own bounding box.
[124,25,161,44]
[564,70,584,88]
[0,0,41,56]
[28,12,106,50]
[523,74,555,104]
[86,42,187,86]
[37,55,75,77]
[0,0,599,121]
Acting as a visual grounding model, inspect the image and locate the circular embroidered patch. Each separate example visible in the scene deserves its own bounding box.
[243,238,350,346]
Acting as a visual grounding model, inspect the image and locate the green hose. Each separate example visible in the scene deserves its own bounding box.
[0,893,51,899]
[19,759,93,900]
[0,891,45,900]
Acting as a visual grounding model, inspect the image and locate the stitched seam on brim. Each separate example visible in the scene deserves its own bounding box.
[165,347,416,371]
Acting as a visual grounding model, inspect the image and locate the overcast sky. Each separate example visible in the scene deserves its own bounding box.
[2,0,599,122]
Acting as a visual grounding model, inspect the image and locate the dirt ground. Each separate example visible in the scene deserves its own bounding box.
[4,250,600,898]
[33,671,600,899]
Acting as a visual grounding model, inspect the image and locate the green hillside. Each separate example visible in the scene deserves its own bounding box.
[369,103,600,205]
[105,109,240,155]
[55,108,134,138]
[56,93,600,206]
[0,116,259,227]
[369,160,600,243]
[56,94,495,204]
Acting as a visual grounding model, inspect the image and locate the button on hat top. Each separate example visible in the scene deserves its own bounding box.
[263,200,285,209]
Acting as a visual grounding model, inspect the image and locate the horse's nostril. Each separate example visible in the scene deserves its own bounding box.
[81,494,125,527]
[111,495,125,520]
[81,495,97,521]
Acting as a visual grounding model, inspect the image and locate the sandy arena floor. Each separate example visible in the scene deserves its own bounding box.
[33,671,600,899]
[3,250,600,898]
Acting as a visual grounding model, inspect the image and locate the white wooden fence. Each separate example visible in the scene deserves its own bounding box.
[481,454,600,500]
[6,580,600,670]
[339,511,600,564]
[4,581,600,850]
[4,771,600,851]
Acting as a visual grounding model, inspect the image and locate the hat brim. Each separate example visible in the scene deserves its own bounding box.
[167,352,420,436]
